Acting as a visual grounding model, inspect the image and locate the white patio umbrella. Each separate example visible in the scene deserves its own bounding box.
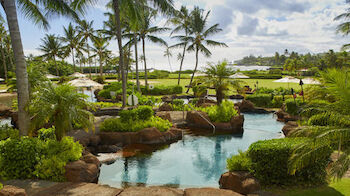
[69,72,87,78]
[301,77,321,85]
[273,76,300,83]
[0,78,4,82]
[45,74,59,79]
[192,72,208,77]
[229,73,250,79]
[68,78,103,89]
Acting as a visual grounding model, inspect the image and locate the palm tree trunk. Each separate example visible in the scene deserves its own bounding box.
[142,38,148,87]
[113,0,126,107]
[187,47,199,93]
[99,55,103,77]
[87,43,91,78]
[1,44,7,81]
[72,48,76,72]
[3,0,30,135]
[134,33,140,92]
[178,44,187,85]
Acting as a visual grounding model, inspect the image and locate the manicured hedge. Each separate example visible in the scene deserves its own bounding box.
[285,98,303,115]
[247,74,282,79]
[246,94,272,107]
[247,138,331,186]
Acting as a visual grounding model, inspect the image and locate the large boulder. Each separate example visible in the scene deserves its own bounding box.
[185,188,243,196]
[0,185,27,196]
[219,171,260,195]
[156,112,172,122]
[230,115,244,134]
[195,98,217,107]
[64,158,100,183]
[236,100,270,114]
[282,121,299,137]
[0,104,13,118]
[161,96,173,103]
[136,127,166,144]
[158,103,173,111]
[276,110,300,122]
[120,186,183,196]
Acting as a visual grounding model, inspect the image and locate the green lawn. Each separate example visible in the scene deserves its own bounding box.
[0,84,7,90]
[269,178,350,196]
[148,78,311,95]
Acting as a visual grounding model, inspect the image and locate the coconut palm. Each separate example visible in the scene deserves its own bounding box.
[91,33,110,77]
[138,8,169,87]
[110,0,174,106]
[77,20,95,77]
[198,61,241,104]
[163,46,173,72]
[0,23,7,81]
[61,23,81,72]
[289,69,350,180]
[29,83,94,140]
[38,34,64,76]
[1,0,93,135]
[184,7,228,93]
[169,6,191,85]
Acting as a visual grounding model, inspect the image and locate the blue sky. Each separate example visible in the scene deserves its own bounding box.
[1,0,349,71]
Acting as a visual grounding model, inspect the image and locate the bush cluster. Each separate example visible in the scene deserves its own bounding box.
[285,98,303,115]
[308,112,350,127]
[199,101,238,123]
[227,138,331,186]
[0,131,82,182]
[141,85,183,95]
[98,82,134,99]
[246,94,272,107]
[0,125,19,141]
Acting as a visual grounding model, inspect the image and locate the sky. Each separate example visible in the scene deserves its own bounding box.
[1,0,349,71]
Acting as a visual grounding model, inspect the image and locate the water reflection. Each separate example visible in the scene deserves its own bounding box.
[99,113,285,188]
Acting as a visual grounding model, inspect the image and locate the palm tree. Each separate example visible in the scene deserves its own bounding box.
[0,23,7,81]
[38,34,64,76]
[29,83,94,140]
[184,7,228,93]
[169,6,191,85]
[61,23,81,72]
[77,20,95,78]
[1,0,92,135]
[163,46,173,72]
[138,8,169,87]
[111,0,174,106]
[198,61,241,104]
[289,69,350,180]
[91,33,110,77]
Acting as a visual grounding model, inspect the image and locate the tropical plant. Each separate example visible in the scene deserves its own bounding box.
[77,20,95,77]
[184,7,227,93]
[198,61,240,104]
[163,46,173,72]
[61,23,82,72]
[169,6,191,85]
[289,68,350,180]
[91,33,110,77]
[29,83,94,140]
[335,1,350,49]
[38,34,64,76]
[1,0,92,135]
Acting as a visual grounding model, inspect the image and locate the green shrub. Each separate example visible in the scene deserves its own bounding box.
[0,136,82,181]
[141,85,183,95]
[308,112,350,127]
[199,101,238,122]
[0,125,19,141]
[38,127,56,141]
[119,109,138,122]
[285,98,303,115]
[246,74,282,79]
[227,151,251,171]
[136,105,154,121]
[98,82,134,99]
[271,95,284,108]
[247,138,331,186]
[246,94,272,107]
[101,116,172,132]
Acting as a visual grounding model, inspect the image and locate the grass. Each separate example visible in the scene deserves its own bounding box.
[269,178,350,196]
[148,78,312,95]
[0,84,7,91]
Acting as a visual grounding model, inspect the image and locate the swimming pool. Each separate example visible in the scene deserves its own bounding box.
[98,113,284,188]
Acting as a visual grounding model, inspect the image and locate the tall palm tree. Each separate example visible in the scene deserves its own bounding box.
[169,6,191,85]
[0,23,7,81]
[61,23,81,72]
[184,7,228,93]
[77,20,95,77]
[38,34,64,76]
[110,0,174,106]
[335,1,350,49]
[138,8,169,87]
[198,61,241,104]
[163,46,173,72]
[91,33,110,77]
[1,0,92,135]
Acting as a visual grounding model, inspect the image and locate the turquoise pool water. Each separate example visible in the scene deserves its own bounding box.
[98,113,285,188]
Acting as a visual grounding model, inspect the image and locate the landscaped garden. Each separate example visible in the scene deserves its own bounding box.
[0,0,350,196]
